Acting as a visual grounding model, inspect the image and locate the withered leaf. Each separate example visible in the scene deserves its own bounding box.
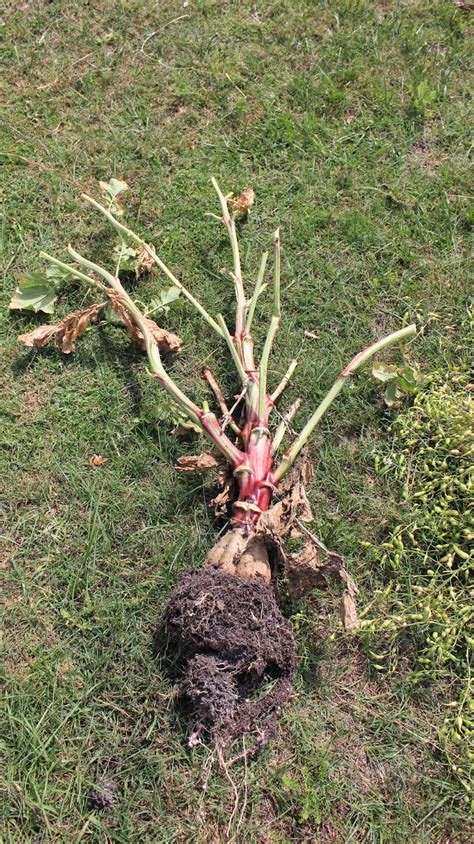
[230,187,255,218]
[253,450,359,628]
[175,452,224,473]
[105,290,181,353]
[211,468,234,516]
[341,590,360,631]
[135,245,155,277]
[144,318,181,353]
[18,303,104,354]
[285,543,325,598]
[89,454,108,466]
[17,323,58,348]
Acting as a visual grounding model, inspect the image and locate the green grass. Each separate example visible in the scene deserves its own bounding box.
[1,1,472,841]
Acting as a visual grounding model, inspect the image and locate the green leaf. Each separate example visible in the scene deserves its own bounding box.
[372,363,398,383]
[384,379,402,408]
[141,399,200,434]
[99,178,129,216]
[281,775,300,793]
[112,243,138,273]
[397,365,423,393]
[99,177,129,200]
[147,286,181,315]
[9,273,58,314]
[45,264,73,284]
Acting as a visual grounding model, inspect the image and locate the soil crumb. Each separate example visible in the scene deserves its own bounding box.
[161,568,295,744]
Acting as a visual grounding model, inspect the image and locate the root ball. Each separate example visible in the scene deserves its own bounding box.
[161,568,295,742]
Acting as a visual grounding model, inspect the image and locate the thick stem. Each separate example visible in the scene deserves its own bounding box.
[258,230,281,421]
[273,324,417,483]
[81,194,224,339]
[232,426,274,529]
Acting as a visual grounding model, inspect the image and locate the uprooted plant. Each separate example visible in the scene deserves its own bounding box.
[11,178,416,750]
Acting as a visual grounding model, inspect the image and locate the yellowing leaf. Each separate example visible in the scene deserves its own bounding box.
[372,362,398,383]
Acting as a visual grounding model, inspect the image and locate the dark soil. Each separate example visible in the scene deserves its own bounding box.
[161,568,295,744]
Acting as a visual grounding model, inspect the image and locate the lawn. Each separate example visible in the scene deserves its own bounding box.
[1,1,472,841]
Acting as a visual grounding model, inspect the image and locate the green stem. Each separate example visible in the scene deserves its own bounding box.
[258,230,280,420]
[39,252,106,292]
[81,194,223,339]
[216,314,247,383]
[272,397,302,452]
[63,246,243,464]
[245,252,268,333]
[270,358,297,404]
[211,177,245,340]
[67,245,118,288]
[273,324,416,483]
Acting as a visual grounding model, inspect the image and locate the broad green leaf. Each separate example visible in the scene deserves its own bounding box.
[372,363,398,383]
[148,286,181,315]
[45,264,73,283]
[9,273,58,314]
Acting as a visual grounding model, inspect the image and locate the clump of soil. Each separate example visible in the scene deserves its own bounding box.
[88,779,118,811]
[161,568,295,744]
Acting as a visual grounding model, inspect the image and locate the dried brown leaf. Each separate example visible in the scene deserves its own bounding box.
[17,324,58,348]
[143,318,182,353]
[211,475,234,516]
[105,289,142,342]
[105,290,182,353]
[278,447,313,497]
[285,543,325,598]
[89,454,108,466]
[341,590,360,631]
[18,303,104,354]
[175,452,224,473]
[230,187,255,217]
[135,244,155,277]
[255,450,359,626]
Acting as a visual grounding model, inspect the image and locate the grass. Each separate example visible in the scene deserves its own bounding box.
[1,0,472,840]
